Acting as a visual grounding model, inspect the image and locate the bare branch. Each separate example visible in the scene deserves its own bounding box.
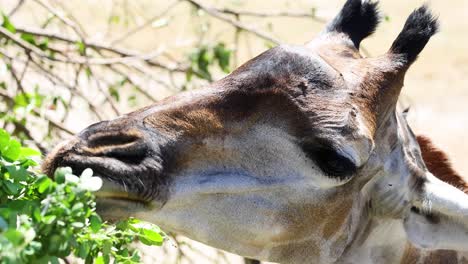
[110,0,180,45]
[8,0,26,17]
[216,7,327,23]
[12,121,49,154]
[23,53,105,120]
[87,66,121,116]
[184,0,282,45]
[0,90,75,135]
[12,26,188,72]
[106,65,159,102]
[32,0,86,40]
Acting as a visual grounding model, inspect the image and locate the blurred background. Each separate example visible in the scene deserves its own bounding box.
[1,0,467,263]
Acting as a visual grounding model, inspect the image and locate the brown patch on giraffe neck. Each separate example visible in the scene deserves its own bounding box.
[400,243,459,264]
[416,135,468,193]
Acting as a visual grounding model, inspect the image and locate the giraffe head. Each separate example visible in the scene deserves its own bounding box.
[42,0,468,262]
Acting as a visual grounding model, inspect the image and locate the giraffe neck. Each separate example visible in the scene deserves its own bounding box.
[400,243,468,264]
[340,218,468,264]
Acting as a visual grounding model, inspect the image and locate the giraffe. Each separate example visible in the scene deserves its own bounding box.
[42,0,468,263]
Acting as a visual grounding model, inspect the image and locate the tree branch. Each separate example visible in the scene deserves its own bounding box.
[0,90,75,135]
[10,26,188,71]
[216,7,327,23]
[110,0,181,45]
[184,0,282,45]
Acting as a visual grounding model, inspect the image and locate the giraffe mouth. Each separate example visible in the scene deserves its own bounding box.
[92,177,162,222]
[94,178,153,206]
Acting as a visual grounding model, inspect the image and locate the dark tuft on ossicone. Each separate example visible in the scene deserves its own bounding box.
[390,5,439,64]
[326,0,380,48]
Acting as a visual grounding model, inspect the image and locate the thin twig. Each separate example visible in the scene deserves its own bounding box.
[216,7,327,23]
[233,14,241,68]
[106,65,159,102]
[32,0,86,40]
[4,58,27,94]
[13,26,188,72]
[110,0,180,45]
[0,90,75,135]
[24,53,104,120]
[184,0,281,45]
[87,66,121,116]
[0,27,172,67]
[12,121,49,153]
[8,0,26,17]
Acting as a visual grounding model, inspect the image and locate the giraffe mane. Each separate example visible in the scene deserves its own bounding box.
[417,135,468,193]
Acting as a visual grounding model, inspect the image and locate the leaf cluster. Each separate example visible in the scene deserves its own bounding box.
[0,129,165,264]
[186,43,233,82]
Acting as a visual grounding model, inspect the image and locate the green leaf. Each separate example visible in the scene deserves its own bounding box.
[127,94,137,107]
[76,41,86,55]
[13,93,30,108]
[42,215,56,224]
[4,229,24,246]
[2,139,21,161]
[4,180,21,195]
[138,228,164,246]
[54,172,65,184]
[19,147,41,158]
[1,13,16,33]
[54,167,72,183]
[214,43,232,73]
[85,67,92,78]
[0,129,10,151]
[71,202,84,212]
[77,242,90,258]
[109,86,120,102]
[94,256,105,264]
[38,38,49,51]
[20,33,37,45]
[102,240,112,255]
[36,176,52,193]
[6,165,29,181]
[89,214,102,233]
[33,207,42,222]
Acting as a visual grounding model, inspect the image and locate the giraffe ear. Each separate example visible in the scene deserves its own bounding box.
[325,0,380,48]
[389,5,439,65]
[417,135,468,194]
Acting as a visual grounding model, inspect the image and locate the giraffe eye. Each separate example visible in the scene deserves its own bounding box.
[301,141,357,180]
[314,148,357,179]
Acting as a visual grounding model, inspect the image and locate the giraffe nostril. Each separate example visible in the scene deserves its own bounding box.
[80,130,149,165]
[87,133,142,148]
[102,144,148,165]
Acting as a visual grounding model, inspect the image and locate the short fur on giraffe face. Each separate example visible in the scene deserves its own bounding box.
[42,0,468,263]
